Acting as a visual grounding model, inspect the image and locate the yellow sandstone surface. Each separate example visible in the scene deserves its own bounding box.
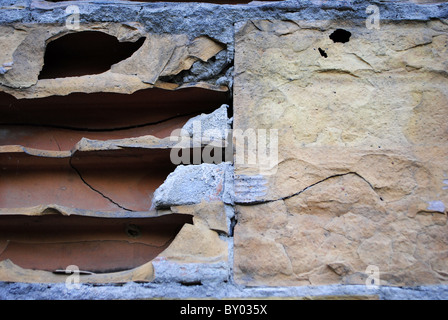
[233,20,448,286]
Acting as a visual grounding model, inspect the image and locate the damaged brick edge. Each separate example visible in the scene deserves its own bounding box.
[0,23,230,96]
[1,1,447,72]
[0,111,236,285]
[0,259,155,284]
[150,162,236,287]
[0,102,234,213]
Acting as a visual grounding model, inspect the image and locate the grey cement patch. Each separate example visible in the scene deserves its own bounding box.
[151,162,234,209]
[182,104,232,141]
[427,200,446,213]
[0,281,447,300]
[152,258,230,286]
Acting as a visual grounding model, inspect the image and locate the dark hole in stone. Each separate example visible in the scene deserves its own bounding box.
[318,48,328,58]
[329,29,352,43]
[52,269,93,275]
[180,280,203,286]
[38,31,146,79]
[125,224,141,238]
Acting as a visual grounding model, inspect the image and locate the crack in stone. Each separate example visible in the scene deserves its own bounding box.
[0,110,205,132]
[279,243,301,280]
[0,240,9,257]
[236,172,381,205]
[68,156,135,212]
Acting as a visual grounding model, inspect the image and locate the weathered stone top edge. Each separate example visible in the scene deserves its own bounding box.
[0,0,446,44]
[1,0,447,20]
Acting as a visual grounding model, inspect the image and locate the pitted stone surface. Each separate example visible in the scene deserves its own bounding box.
[233,19,448,287]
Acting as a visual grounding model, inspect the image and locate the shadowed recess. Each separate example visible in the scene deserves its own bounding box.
[0,214,193,273]
[0,88,230,151]
[38,31,146,79]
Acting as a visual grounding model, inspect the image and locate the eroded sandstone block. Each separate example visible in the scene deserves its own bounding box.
[0,23,228,98]
[233,20,448,286]
[0,19,232,284]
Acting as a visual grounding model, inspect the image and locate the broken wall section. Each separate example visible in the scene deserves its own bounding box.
[0,22,230,97]
[0,19,236,285]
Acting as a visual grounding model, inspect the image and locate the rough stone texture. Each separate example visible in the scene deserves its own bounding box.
[151,217,231,285]
[151,162,234,209]
[0,259,155,284]
[171,201,230,234]
[0,23,227,98]
[1,281,448,300]
[0,0,234,286]
[233,19,448,287]
[1,0,448,299]
[181,104,232,141]
[156,222,228,263]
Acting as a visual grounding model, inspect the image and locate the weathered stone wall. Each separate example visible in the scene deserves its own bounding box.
[233,19,448,287]
[0,0,447,299]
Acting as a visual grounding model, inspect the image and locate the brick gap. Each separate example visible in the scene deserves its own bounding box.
[0,88,230,151]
